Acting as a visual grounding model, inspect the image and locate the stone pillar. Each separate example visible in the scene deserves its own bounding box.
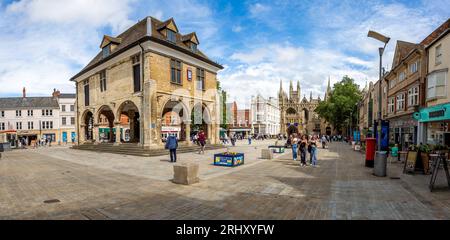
[128,110,135,142]
[143,80,155,148]
[93,124,99,144]
[185,120,192,146]
[79,124,86,144]
[115,123,121,145]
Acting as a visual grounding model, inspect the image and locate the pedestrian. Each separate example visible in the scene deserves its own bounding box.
[248,135,252,145]
[292,136,298,161]
[165,133,178,163]
[310,136,319,167]
[321,135,327,149]
[299,135,308,166]
[231,134,236,147]
[198,130,206,154]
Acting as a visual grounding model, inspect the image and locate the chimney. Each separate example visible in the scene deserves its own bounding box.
[52,88,61,98]
[22,87,26,98]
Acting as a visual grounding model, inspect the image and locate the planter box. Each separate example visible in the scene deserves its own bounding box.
[214,153,245,167]
[268,146,285,153]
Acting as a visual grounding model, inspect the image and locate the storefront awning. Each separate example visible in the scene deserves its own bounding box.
[414,103,450,123]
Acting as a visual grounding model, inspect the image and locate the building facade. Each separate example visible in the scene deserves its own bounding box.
[71,17,223,147]
[53,90,77,144]
[417,19,450,145]
[0,88,61,146]
[384,41,427,150]
[226,101,252,137]
[251,94,280,137]
[278,80,332,136]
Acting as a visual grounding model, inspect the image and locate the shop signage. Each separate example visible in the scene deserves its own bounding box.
[187,69,192,81]
[429,110,445,118]
[161,126,180,132]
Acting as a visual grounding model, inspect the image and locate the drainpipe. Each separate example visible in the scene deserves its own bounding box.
[75,82,80,145]
[139,42,145,146]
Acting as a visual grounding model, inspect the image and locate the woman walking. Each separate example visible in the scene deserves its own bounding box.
[291,135,298,161]
[299,135,308,166]
[198,130,206,154]
[309,135,319,167]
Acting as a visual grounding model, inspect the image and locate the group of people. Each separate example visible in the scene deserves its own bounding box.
[289,134,330,167]
[166,130,207,163]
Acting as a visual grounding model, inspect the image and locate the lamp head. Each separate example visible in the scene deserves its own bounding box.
[368,30,390,44]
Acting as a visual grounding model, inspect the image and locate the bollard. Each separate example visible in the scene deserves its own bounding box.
[173,163,199,185]
[261,149,274,159]
[374,151,387,177]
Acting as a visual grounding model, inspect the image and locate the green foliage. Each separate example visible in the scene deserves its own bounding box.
[418,144,432,153]
[217,80,228,129]
[315,76,362,131]
[432,144,449,151]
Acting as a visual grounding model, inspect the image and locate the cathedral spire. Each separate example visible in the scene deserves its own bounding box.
[289,80,293,99]
[310,91,313,101]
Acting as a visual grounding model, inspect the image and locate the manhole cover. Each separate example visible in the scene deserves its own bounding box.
[44,199,60,204]
[390,177,401,180]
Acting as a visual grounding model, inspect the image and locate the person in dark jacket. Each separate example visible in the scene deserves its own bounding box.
[165,134,178,163]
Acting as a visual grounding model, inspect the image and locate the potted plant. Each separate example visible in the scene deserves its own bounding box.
[419,144,432,174]
[432,144,449,155]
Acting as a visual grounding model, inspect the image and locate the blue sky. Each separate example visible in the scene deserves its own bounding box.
[0,0,449,107]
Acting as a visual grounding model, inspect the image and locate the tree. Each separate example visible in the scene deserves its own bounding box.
[315,76,362,132]
[217,81,228,129]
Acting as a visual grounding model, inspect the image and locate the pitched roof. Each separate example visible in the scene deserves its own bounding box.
[58,93,76,99]
[421,18,450,47]
[100,35,122,48]
[71,16,222,81]
[392,41,418,69]
[0,97,59,110]
[181,32,199,44]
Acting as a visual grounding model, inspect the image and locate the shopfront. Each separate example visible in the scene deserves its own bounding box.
[161,126,181,141]
[389,116,418,150]
[415,103,450,146]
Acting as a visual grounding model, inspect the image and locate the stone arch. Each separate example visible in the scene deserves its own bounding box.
[161,98,190,141]
[286,107,297,115]
[96,105,116,143]
[81,109,94,142]
[116,100,140,143]
[191,102,212,139]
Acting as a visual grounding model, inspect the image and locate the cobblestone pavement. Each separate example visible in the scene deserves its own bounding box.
[1,141,450,220]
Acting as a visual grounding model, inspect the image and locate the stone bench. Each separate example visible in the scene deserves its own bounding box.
[173,163,199,185]
[261,149,274,159]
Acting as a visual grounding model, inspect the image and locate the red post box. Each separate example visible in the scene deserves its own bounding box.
[365,138,376,168]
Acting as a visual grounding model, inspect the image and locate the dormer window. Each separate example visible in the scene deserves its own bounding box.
[102,45,111,58]
[167,30,176,43]
[191,43,197,52]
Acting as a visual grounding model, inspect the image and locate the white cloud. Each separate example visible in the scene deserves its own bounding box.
[249,3,271,16]
[232,25,243,32]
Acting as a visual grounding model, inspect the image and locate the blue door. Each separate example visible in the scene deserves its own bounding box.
[71,132,76,142]
[62,132,67,143]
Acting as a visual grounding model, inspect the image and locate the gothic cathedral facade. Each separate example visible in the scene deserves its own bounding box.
[278,80,333,136]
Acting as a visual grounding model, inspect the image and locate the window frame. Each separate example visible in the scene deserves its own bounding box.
[196,67,205,91]
[167,29,177,43]
[427,70,447,100]
[408,86,419,107]
[435,44,442,65]
[388,97,395,113]
[396,93,405,112]
[170,59,182,85]
[99,70,107,92]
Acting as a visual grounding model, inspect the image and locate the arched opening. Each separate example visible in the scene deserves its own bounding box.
[286,108,297,115]
[326,127,332,136]
[97,105,115,143]
[161,100,188,142]
[191,103,211,139]
[83,111,94,141]
[117,101,140,143]
[287,124,299,137]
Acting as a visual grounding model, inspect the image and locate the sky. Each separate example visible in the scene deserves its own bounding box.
[0,0,449,108]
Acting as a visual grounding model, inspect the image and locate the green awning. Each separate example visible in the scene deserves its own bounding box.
[414,103,450,123]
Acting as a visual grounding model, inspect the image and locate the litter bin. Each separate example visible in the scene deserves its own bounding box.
[365,138,376,168]
[374,151,387,177]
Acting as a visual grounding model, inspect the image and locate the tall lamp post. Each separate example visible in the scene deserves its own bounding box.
[368,30,390,176]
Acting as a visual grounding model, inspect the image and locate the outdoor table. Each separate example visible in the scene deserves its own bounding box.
[213,153,244,167]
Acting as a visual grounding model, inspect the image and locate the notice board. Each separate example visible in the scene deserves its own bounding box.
[403,151,418,173]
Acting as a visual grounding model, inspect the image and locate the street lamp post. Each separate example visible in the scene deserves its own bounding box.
[368,30,390,176]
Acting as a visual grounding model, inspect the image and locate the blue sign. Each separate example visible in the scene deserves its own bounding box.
[353,131,360,142]
[374,120,389,151]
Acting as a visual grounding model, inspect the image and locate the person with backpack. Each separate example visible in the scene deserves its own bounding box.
[165,133,178,163]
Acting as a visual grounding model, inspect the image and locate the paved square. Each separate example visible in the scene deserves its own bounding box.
[1,140,450,219]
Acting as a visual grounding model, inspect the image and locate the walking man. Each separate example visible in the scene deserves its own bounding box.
[165,133,178,163]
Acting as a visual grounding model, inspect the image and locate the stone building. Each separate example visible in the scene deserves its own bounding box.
[278,80,332,136]
[70,17,223,147]
[52,90,77,144]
